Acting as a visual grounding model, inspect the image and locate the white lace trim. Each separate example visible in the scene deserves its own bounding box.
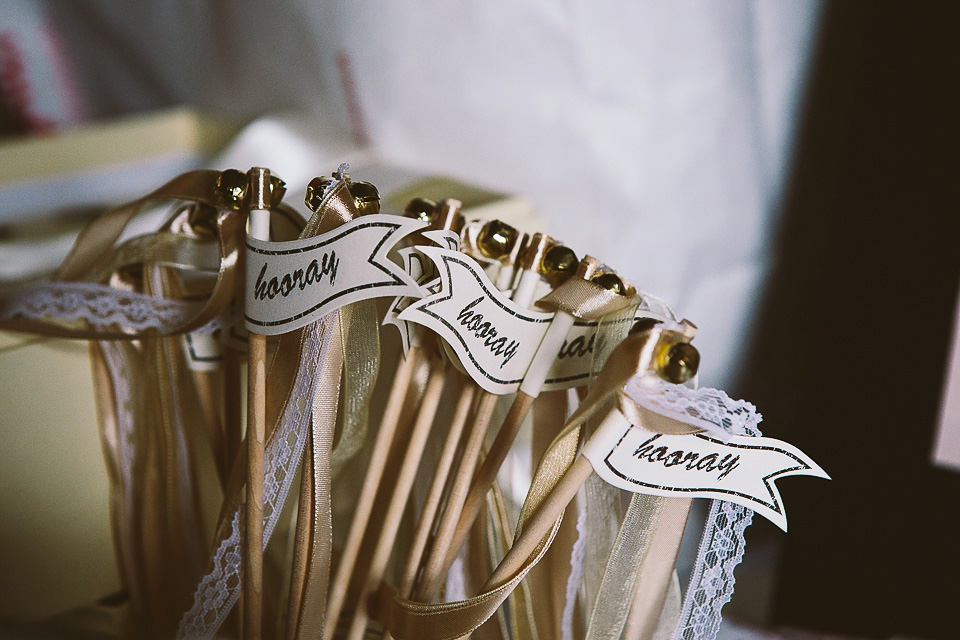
[177,317,332,639]
[0,281,234,335]
[562,500,589,640]
[672,407,761,640]
[673,500,754,640]
[623,379,761,441]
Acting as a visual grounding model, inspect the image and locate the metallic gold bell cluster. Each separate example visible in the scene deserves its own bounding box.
[541,245,577,279]
[216,168,286,211]
[477,220,518,259]
[305,174,380,215]
[657,341,700,384]
[590,271,625,294]
[405,197,437,223]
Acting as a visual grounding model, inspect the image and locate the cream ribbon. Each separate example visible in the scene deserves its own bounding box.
[382,323,700,639]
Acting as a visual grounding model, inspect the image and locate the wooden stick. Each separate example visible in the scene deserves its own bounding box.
[244,168,272,640]
[413,390,498,602]
[412,257,549,603]
[398,379,476,597]
[344,363,449,640]
[245,331,267,640]
[436,308,576,583]
[441,390,536,578]
[322,345,422,640]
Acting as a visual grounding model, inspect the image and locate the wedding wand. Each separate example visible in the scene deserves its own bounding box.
[427,255,633,600]
[478,321,699,639]
[239,167,276,640]
[414,234,579,602]
[324,198,464,640]
[283,173,380,640]
[388,220,529,628]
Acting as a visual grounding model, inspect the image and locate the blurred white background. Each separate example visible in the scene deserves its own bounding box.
[46,0,821,389]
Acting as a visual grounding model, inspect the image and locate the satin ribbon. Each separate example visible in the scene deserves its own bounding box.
[0,172,246,341]
[576,306,638,639]
[382,312,703,639]
[85,262,230,637]
[39,177,251,638]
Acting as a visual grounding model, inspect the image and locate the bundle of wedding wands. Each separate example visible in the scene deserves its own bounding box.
[0,166,826,640]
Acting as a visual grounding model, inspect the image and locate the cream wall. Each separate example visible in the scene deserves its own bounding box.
[0,333,119,619]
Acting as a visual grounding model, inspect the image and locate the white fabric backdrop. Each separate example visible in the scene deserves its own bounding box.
[50,0,821,387]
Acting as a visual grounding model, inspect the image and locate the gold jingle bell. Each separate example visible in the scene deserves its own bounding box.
[405,197,437,224]
[268,175,287,207]
[477,220,518,259]
[349,180,381,216]
[591,271,625,295]
[541,245,577,278]
[215,169,249,209]
[305,176,335,212]
[629,317,662,336]
[656,341,700,384]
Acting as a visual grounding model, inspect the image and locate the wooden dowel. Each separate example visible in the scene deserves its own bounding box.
[436,309,575,582]
[244,167,272,640]
[414,391,498,602]
[399,380,476,596]
[344,365,449,640]
[441,391,536,578]
[322,346,422,640]
[244,331,267,640]
[381,382,476,640]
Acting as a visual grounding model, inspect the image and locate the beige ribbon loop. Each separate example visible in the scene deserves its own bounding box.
[56,170,227,282]
[1,171,246,341]
[535,278,638,320]
[383,326,703,638]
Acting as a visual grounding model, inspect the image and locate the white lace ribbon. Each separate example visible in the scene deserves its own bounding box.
[0,281,235,334]
[623,378,760,441]
[671,398,761,640]
[176,315,334,639]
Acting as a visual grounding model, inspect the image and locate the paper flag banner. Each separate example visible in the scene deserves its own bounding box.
[583,412,829,531]
[244,214,425,334]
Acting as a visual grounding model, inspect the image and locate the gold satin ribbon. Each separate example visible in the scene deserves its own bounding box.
[382,330,704,639]
[0,172,247,341]
[274,179,384,640]
[330,299,381,479]
[535,277,636,319]
[56,171,226,281]
[286,314,343,640]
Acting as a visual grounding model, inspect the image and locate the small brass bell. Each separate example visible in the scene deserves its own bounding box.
[216,169,249,209]
[269,175,287,207]
[591,271,625,295]
[657,342,700,384]
[305,176,335,212]
[349,180,380,216]
[477,220,518,259]
[541,245,577,278]
[405,197,437,223]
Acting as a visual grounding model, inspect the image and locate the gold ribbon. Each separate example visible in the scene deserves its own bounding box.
[275,178,383,640]
[0,171,247,340]
[536,277,636,320]
[381,329,703,639]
